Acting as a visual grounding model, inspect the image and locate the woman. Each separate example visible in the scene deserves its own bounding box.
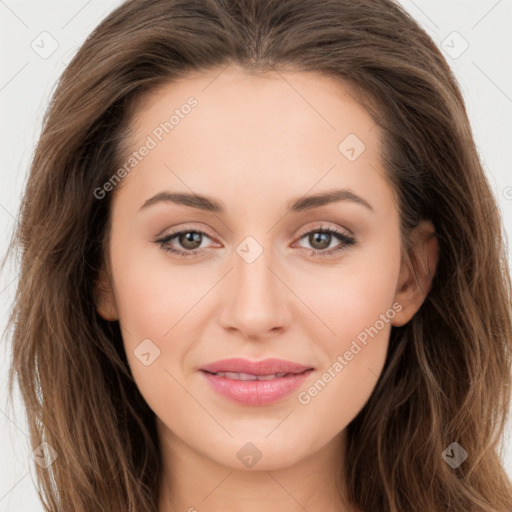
[5,0,512,510]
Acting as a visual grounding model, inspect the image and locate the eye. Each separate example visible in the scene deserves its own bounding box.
[156,228,214,258]
[155,224,357,259]
[294,224,356,258]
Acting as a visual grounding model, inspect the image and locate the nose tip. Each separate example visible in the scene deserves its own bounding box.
[218,251,290,339]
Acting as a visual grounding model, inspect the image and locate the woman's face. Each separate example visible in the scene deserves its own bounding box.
[97,66,435,471]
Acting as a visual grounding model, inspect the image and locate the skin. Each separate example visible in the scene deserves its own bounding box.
[96,65,438,512]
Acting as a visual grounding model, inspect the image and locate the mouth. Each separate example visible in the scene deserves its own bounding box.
[202,370,309,380]
[199,357,314,376]
[199,360,314,406]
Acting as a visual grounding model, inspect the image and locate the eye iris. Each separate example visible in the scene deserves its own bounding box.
[309,232,331,250]
[179,232,202,250]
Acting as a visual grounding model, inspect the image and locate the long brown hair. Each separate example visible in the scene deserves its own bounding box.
[4,0,512,510]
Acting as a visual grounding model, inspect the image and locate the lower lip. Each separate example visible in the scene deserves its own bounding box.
[201,370,313,406]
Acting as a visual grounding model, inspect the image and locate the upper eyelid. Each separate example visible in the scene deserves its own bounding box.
[157,221,354,239]
[156,222,214,239]
[295,223,354,238]
[157,223,354,246]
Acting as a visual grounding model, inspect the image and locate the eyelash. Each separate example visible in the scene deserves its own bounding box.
[155,224,357,259]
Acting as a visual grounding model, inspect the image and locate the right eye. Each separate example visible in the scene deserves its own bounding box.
[156,229,215,258]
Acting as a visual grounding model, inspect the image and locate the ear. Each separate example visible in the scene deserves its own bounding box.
[94,265,119,321]
[391,220,439,327]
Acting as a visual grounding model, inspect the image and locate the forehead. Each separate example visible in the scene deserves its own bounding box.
[115,66,390,213]
[129,65,378,146]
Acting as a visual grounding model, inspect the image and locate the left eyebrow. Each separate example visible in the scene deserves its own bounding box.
[139,188,374,214]
[287,188,374,213]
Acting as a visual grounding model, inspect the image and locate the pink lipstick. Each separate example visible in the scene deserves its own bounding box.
[199,358,314,406]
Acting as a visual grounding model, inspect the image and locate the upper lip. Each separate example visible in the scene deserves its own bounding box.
[200,358,313,376]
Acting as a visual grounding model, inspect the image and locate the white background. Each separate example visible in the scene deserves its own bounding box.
[1,0,511,510]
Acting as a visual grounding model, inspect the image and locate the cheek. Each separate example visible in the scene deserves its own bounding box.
[298,236,401,409]
[296,281,398,439]
[109,248,199,411]
[109,225,202,336]
[306,237,402,349]
[108,232,226,404]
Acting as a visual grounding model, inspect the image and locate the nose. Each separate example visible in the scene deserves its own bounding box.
[218,243,292,340]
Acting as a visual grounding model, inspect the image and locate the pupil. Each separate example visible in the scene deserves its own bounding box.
[180,232,202,249]
[310,232,330,250]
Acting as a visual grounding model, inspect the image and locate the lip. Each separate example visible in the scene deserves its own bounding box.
[199,358,314,406]
[200,357,312,375]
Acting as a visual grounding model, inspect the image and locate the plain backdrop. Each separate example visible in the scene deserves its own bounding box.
[1,0,511,510]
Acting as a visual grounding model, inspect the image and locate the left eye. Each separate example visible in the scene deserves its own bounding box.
[156,225,356,259]
[293,225,357,257]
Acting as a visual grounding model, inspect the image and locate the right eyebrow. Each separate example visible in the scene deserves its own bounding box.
[139,191,223,213]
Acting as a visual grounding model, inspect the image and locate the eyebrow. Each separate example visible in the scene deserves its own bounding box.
[139,188,374,213]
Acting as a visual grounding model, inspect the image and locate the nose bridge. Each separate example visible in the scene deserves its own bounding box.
[219,234,289,336]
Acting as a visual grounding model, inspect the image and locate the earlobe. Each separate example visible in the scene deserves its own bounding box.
[391,220,439,327]
[94,266,119,321]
